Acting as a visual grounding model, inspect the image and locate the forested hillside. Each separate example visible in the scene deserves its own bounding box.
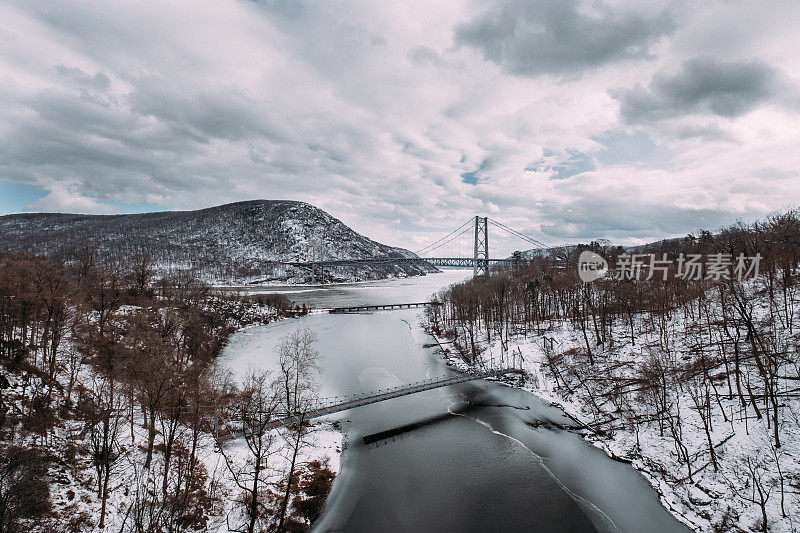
[426,209,800,532]
[0,252,337,532]
[0,200,436,284]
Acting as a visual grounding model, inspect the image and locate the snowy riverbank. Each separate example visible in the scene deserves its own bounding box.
[427,320,800,533]
[1,312,343,532]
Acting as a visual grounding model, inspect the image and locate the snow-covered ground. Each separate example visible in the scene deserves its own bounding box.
[430,302,800,532]
[1,303,342,532]
[3,361,342,532]
[204,421,343,532]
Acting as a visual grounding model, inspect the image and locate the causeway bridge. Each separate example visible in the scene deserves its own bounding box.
[216,367,523,439]
[328,302,440,313]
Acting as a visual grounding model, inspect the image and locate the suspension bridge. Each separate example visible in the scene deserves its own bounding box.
[215,366,524,439]
[212,217,541,440]
[289,216,547,280]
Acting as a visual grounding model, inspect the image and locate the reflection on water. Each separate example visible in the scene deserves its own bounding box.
[219,271,688,533]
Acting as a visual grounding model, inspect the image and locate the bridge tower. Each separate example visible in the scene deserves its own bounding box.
[473,215,489,277]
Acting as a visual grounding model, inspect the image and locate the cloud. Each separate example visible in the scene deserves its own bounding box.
[1,0,800,251]
[454,0,676,76]
[593,129,674,166]
[407,46,447,69]
[532,168,780,242]
[614,56,784,123]
[128,77,298,144]
[24,187,115,214]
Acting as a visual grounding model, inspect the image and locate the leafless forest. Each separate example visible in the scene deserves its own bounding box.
[0,201,434,285]
[0,250,331,532]
[426,209,800,531]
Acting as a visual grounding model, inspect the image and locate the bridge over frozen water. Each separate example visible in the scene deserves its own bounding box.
[268,367,523,429]
[216,367,524,439]
[327,301,440,313]
[286,215,546,279]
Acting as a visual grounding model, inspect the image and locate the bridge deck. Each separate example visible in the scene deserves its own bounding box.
[328,302,439,313]
[218,368,522,440]
[266,368,518,429]
[286,257,512,268]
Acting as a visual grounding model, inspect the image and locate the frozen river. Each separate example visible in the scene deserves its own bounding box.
[220,271,688,532]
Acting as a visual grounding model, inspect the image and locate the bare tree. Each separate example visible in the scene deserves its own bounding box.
[0,446,51,532]
[688,375,718,472]
[79,374,124,529]
[725,453,775,532]
[219,370,281,533]
[274,328,322,533]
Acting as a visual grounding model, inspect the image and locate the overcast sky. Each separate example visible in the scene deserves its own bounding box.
[1,0,799,254]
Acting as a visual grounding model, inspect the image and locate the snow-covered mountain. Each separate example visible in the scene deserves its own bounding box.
[0,200,437,284]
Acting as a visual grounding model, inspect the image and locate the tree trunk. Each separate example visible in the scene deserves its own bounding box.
[278,425,304,532]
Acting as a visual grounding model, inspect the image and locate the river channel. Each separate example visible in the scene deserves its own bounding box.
[219,271,689,533]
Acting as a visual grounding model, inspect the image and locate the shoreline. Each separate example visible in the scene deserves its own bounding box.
[425,327,703,532]
[219,318,346,471]
[213,312,345,530]
[210,269,444,291]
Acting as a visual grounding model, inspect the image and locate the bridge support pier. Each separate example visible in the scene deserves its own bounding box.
[473,215,489,277]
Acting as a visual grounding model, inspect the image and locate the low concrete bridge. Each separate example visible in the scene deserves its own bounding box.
[328,302,440,313]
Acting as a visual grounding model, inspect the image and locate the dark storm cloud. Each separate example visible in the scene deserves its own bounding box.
[128,77,297,144]
[3,0,800,246]
[614,56,782,123]
[454,0,676,76]
[537,196,744,241]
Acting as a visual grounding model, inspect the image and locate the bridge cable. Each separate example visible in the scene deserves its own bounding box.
[413,219,473,255]
[487,218,548,249]
[413,218,474,255]
[487,218,544,246]
[416,225,474,257]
